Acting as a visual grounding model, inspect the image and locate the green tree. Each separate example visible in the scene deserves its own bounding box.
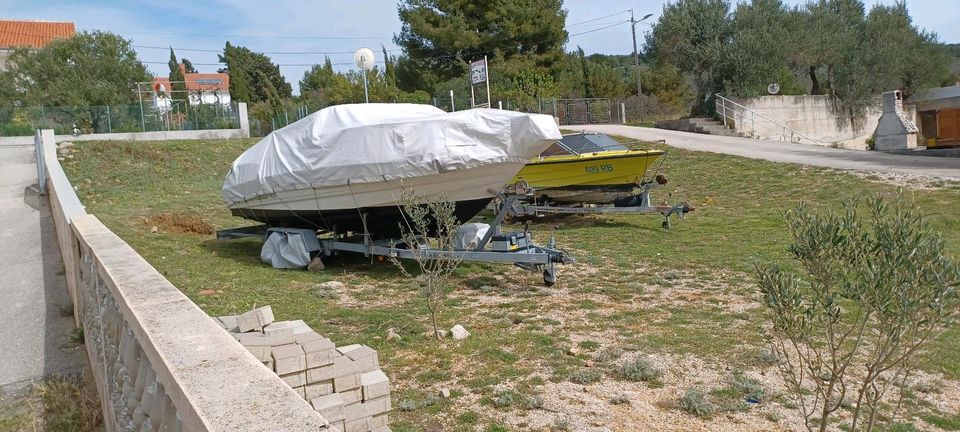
[645,0,733,114]
[218,42,292,103]
[300,59,430,108]
[725,0,799,97]
[394,0,568,81]
[181,58,198,74]
[640,64,693,109]
[588,62,629,100]
[299,58,339,96]
[757,195,959,432]
[577,47,594,98]
[168,47,187,101]
[394,55,441,93]
[859,2,950,100]
[0,31,150,130]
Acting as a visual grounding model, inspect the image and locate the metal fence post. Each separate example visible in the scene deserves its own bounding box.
[138,83,146,132]
[106,106,112,133]
[34,129,46,195]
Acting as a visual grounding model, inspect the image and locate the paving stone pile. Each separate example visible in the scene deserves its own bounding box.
[214,306,391,432]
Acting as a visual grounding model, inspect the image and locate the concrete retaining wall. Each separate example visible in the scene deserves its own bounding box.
[39,129,329,432]
[2,128,248,146]
[732,95,881,150]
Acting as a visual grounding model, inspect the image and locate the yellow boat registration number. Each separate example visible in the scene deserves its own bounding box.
[585,164,614,174]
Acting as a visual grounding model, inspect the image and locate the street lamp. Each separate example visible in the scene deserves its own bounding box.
[630,10,654,96]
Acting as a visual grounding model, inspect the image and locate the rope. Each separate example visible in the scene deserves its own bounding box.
[346,180,372,241]
[270,186,325,230]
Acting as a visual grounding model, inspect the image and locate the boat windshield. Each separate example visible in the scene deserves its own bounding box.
[539,133,628,156]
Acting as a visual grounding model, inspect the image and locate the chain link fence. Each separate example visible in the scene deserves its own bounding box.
[246,94,687,137]
[0,102,241,136]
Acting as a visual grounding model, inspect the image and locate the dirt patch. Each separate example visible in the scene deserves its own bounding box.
[143,211,215,235]
[847,170,960,190]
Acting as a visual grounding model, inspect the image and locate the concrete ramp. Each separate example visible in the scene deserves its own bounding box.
[0,145,83,392]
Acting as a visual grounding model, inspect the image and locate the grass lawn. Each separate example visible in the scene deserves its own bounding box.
[62,138,960,431]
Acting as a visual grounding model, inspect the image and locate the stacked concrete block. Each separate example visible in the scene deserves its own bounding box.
[214,306,392,432]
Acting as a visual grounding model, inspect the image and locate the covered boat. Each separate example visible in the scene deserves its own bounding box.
[511,132,665,204]
[222,103,561,237]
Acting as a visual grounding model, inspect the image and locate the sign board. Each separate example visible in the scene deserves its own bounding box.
[469,57,491,108]
[471,59,487,85]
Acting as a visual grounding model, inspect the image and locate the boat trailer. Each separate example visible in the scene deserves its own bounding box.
[502,179,694,229]
[216,196,575,286]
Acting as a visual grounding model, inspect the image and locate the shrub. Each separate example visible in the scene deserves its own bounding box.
[594,347,625,363]
[615,357,663,385]
[492,390,515,408]
[757,195,960,432]
[679,388,716,417]
[731,374,766,403]
[610,393,631,405]
[567,368,603,384]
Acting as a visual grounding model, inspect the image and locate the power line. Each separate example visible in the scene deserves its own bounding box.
[139,20,631,67]
[0,16,632,69]
[566,10,631,28]
[133,44,403,55]
[141,60,386,68]
[118,30,391,41]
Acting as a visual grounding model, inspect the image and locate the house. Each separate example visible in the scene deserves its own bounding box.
[0,20,76,69]
[152,63,231,108]
[907,85,960,149]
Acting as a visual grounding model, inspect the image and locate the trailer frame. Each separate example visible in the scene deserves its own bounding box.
[216,195,575,286]
[503,181,694,229]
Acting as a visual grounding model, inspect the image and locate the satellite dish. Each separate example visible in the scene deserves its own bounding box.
[354,48,375,70]
[767,83,780,95]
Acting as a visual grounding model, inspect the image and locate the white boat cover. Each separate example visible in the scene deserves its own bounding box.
[222,103,561,206]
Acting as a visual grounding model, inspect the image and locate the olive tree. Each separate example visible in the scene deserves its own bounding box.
[389,190,464,340]
[757,195,959,432]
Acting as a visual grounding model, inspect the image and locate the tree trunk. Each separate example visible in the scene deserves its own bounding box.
[89,108,100,133]
[809,66,821,95]
[431,310,440,340]
[690,88,707,117]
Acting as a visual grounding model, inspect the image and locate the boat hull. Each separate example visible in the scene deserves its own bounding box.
[231,197,492,237]
[512,150,664,204]
[229,161,524,237]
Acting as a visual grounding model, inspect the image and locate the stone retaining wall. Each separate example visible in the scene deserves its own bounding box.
[39,129,327,431]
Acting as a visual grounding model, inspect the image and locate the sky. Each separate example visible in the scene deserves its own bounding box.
[2,0,958,95]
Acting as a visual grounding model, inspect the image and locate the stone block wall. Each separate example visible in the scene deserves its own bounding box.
[216,306,392,432]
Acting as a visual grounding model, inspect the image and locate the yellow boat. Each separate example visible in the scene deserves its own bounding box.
[511,132,665,205]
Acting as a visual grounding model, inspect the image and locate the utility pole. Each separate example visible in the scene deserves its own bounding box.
[630,10,653,96]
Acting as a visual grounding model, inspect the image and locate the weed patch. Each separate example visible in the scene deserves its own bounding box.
[679,388,716,417]
[567,368,603,384]
[614,357,663,386]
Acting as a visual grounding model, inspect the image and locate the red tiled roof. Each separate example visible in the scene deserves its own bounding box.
[153,64,230,93]
[0,20,75,49]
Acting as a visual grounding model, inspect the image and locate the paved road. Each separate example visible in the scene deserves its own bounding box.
[0,145,83,393]
[575,124,960,180]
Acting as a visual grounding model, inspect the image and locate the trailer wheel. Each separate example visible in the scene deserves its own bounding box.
[542,268,556,287]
